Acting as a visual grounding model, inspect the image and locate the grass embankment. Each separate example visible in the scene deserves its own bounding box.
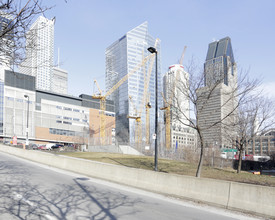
[56,152,275,187]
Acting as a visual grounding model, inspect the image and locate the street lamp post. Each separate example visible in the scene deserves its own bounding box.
[24,95,29,149]
[147,46,158,171]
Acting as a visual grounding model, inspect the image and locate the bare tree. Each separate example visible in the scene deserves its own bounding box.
[226,95,275,173]
[0,0,52,68]
[168,58,261,177]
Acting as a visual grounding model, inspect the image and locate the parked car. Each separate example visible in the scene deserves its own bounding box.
[29,143,38,150]
[45,143,55,150]
[37,145,47,150]
[51,144,64,150]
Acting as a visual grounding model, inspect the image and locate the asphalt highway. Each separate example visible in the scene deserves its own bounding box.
[0,151,262,220]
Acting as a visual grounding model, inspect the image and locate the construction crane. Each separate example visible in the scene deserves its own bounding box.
[130,55,154,146]
[126,38,159,146]
[145,92,152,145]
[127,96,141,144]
[160,93,171,149]
[92,53,153,145]
[161,46,187,149]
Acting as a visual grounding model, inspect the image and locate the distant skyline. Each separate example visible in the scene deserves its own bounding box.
[42,0,275,99]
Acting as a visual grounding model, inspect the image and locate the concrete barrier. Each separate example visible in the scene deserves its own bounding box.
[0,145,274,218]
[228,182,275,217]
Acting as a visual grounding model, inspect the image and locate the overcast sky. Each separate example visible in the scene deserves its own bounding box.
[45,0,275,98]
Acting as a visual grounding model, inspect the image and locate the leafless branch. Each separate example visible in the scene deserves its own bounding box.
[0,0,52,68]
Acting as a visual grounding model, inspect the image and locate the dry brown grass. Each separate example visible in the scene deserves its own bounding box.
[56,152,275,187]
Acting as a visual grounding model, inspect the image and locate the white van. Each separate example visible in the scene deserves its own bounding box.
[220,152,227,159]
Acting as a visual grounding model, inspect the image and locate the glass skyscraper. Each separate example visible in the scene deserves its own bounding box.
[204,37,236,87]
[105,22,162,146]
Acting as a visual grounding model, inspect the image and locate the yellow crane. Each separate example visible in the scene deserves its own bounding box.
[160,93,171,149]
[142,39,159,145]
[127,54,154,145]
[92,53,153,145]
[127,38,159,146]
[161,46,187,149]
[145,93,152,145]
[127,96,141,144]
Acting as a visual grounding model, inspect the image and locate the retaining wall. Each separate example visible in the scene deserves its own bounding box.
[0,145,274,218]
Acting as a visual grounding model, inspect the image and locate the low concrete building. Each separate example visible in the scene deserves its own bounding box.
[1,70,115,146]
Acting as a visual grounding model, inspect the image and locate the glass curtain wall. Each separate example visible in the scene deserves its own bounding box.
[105,22,162,147]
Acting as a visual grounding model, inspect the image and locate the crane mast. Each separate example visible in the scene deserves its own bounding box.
[127,38,159,146]
[92,54,153,145]
[161,46,187,149]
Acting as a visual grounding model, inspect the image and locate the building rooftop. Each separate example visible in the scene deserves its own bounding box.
[205,37,234,63]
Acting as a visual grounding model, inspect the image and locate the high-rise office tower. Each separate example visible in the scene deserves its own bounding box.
[204,37,236,88]
[105,22,162,146]
[20,16,54,91]
[197,37,237,148]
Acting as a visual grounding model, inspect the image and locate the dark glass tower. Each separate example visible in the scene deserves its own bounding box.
[204,37,235,87]
[197,37,238,148]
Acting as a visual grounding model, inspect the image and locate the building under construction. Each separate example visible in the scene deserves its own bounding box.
[105,22,163,150]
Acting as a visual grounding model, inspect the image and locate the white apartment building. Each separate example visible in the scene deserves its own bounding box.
[163,64,196,150]
[0,13,13,78]
[20,16,54,91]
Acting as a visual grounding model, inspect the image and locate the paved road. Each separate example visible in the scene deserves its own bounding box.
[0,152,261,220]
